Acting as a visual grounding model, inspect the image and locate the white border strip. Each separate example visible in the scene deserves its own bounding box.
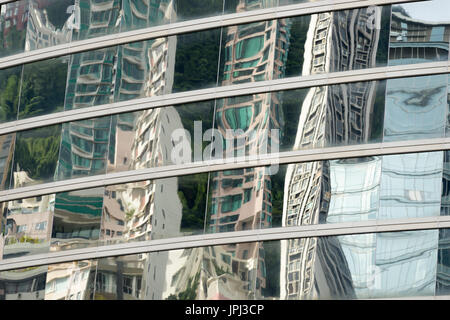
[0,137,448,202]
[0,61,447,136]
[0,215,449,271]
[0,0,424,69]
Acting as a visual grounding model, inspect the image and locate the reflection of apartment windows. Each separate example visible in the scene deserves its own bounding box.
[220,194,243,213]
[17,225,27,233]
[123,276,133,295]
[35,221,47,231]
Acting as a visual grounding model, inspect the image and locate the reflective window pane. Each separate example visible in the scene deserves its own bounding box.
[0,266,47,300]
[119,0,174,32]
[18,56,68,119]
[12,125,62,188]
[0,66,22,123]
[205,151,445,235]
[101,173,208,245]
[44,260,96,300]
[51,188,104,251]
[174,0,223,23]
[0,0,29,58]
[437,228,450,295]
[261,230,440,299]
[56,117,111,181]
[389,0,450,66]
[94,254,146,299]
[1,194,54,260]
[107,101,215,174]
[224,0,276,14]
[64,47,118,111]
[383,75,448,142]
[72,0,121,42]
[0,134,15,191]
[173,28,221,92]
[25,0,74,51]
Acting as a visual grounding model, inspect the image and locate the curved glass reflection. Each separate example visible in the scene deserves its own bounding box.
[5,228,443,300]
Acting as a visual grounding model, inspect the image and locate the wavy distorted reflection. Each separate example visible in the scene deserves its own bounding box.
[1,228,448,300]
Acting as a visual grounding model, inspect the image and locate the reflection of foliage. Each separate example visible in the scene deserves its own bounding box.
[0,67,21,123]
[125,208,135,221]
[19,59,67,119]
[15,125,61,180]
[166,272,200,300]
[45,0,74,29]
[279,89,307,150]
[178,173,208,232]
[284,16,311,77]
[212,259,228,276]
[175,0,223,20]
[270,165,286,228]
[6,235,41,245]
[0,27,26,58]
[173,29,221,92]
[260,241,280,298]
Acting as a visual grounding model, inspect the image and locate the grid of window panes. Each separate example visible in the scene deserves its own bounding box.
[0,0,449,300]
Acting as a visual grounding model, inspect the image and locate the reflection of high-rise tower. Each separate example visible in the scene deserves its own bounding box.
[208,0,288,300]
[94,0,186,300]
[281,8,382,300]
[25,0,73,51]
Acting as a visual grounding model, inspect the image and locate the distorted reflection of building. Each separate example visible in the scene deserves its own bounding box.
[389,6,450,65]
[281,7,382,300]
[1,169,54,259]
[44,260,95,300]
[0,0,29,56]
[0,266,47,300]
[208,0,291,299]
[0,133,15,190]
[25,0,73,51]
[51,188,103,251]
[385,6,449,142]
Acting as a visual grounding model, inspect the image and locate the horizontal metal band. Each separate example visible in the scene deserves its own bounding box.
[0,215,449,272]
[0,60,447,136]
[0,0,424,70]
[0,137,448,203]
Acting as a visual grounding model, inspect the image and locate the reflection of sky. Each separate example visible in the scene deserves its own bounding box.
[401,0,450,23]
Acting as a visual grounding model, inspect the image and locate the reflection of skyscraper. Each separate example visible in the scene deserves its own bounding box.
[208,1,292,299]
[94,0,188,300]
[281,8,382,300]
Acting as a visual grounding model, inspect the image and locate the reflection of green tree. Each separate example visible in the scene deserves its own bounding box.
[175,0,223,20]
[280,89,307,150]
[173,29,221,92]
[166,272,200,300]
[179,173,208,232]
[14,125,61,180]
[270,165,286,228]
[0,67,22,123]
[284,15,310,77]
[19,59,67,119]
[0,27,26,58]
[260,241,280,298]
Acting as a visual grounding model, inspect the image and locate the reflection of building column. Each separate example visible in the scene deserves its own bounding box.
[96,1,183,300]
[281,8,381,300]
[209,2,291,299]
